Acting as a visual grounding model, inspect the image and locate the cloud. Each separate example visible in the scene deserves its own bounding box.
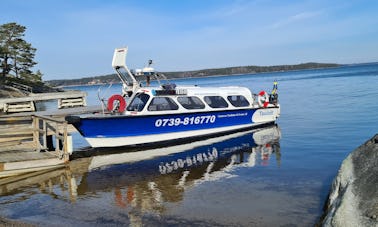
[271,10,323,29]
[216,1,252,17]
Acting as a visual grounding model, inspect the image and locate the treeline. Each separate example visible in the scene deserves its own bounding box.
[47,74,119,87]
[163,62,340,78]
[47,62,341,87]
[0,22,55,93]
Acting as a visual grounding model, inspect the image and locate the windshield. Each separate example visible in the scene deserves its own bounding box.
[126,93,150,111]
[116,67,134,85]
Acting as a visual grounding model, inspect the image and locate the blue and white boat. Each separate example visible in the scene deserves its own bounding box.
[66,47,280,148]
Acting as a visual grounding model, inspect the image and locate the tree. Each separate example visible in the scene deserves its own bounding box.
[0,22,39,81]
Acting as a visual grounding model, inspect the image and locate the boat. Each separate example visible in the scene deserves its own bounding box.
[66,47,280,148]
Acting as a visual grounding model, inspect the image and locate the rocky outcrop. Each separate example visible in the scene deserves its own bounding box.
[321,134,378,226]
[0,85,26,98]
[0,216,35,226]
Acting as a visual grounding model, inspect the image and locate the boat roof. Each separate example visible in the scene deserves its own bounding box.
[135,85,253,97]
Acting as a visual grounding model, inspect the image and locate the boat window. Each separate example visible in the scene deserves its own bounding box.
[148,97,179,111]
[227,95,250,107]
[126,93,150,111]
[177,96,205,109]
[204,96,229,108]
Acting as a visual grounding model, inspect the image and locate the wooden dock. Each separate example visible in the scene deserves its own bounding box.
[0,91,87,113]
[0,115,70,178]
[0,105,102,178]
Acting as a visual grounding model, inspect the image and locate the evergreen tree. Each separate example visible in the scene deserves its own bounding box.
[0,22,39,81]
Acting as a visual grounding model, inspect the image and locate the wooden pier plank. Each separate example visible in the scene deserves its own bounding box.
[0,150,57,162]
[0,146,65,178]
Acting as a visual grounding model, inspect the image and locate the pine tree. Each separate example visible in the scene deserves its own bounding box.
[0,22,39,81]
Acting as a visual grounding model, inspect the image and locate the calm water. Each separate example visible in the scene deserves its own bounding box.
[1,63,378,226]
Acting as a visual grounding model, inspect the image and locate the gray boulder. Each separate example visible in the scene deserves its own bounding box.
[322,134,378,226]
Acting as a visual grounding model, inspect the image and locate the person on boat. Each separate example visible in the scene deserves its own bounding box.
[146,75,151,87]
[270,80,278,105]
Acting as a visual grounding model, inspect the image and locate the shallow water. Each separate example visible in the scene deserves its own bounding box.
[1,63,378,226]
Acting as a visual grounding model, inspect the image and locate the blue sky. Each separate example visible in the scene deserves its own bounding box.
[1,0,378,80]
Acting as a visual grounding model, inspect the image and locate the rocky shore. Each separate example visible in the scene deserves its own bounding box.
[0,217,35,226]
[321,134,378,226]
[0,85,27,98]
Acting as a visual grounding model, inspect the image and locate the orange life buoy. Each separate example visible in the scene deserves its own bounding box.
[107,94,126,112]
[257,91,269,108]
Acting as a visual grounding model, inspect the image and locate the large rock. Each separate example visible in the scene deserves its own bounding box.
[321,134,378,226]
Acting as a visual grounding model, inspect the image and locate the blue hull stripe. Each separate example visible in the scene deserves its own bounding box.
[75,109,257,138]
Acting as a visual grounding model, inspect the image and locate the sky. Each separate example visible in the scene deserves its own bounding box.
[1,0,378,80]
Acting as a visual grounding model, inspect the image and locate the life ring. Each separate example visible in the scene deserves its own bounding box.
[257,91,269,108]
[107,94,126,112]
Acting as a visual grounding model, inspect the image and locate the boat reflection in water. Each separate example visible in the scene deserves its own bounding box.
[75,124,281,191]
[0,125,281,225]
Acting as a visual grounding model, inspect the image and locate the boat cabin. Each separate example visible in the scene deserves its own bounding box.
[125,85,256,115]
[110,47,276,116]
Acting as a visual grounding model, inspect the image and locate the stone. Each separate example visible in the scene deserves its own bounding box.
[321,134,378,227]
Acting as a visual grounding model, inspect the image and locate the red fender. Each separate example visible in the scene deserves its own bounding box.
[107,94,126,112]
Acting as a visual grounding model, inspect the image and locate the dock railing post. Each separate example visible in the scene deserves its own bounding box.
[32,116,41,152]
[63,121,69,162]
[55,122,60,154]
[42,120,47,150]
[58,99,62,109]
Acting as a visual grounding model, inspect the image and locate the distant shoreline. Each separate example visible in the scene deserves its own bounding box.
[50,62,345,88]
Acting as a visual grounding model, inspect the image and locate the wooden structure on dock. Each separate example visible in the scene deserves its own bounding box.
[0,91,87,113]
[0,115,72,177]
[0,105,102,178]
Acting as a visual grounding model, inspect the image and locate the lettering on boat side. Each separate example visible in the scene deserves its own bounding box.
[259,110,274,116]
[155,115,216,127]
[159,148,218,174]
[217,112,248,118]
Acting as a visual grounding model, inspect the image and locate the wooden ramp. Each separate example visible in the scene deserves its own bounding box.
[0,144,65,178]
[0,91,87,113]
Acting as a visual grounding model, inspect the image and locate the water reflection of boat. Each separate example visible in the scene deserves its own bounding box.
[74,124,280,192]
[0,125,281,222]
